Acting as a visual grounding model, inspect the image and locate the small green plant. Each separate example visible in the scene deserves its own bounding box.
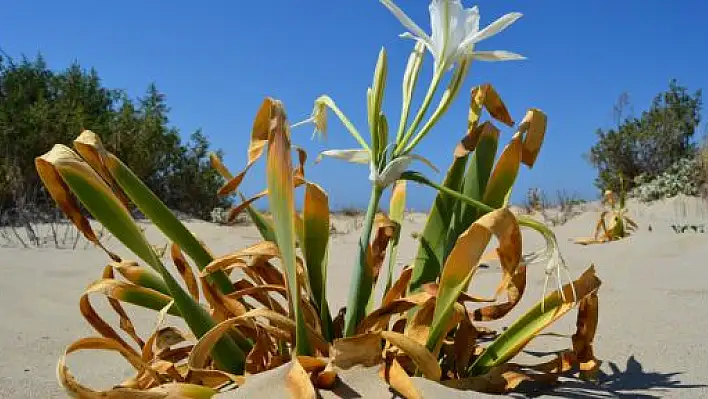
[36,1,601,397]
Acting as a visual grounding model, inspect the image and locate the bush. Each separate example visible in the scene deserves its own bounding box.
[630,156,704,201]
[587,80,702,192]
[0,53,230,220]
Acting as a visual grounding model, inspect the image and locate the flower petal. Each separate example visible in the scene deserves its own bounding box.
[470,50,526,62]
[460,12,522,49]
[465,5,480,36]
[371,154,438,188]
[315,149,371,165]
[474,12,522,42]
[380,0,432,46]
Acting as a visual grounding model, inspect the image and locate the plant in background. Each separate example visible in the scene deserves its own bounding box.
[575,176,637,245]
[36,1,601,398]
[524,187,547,213]
[630,156,704,202]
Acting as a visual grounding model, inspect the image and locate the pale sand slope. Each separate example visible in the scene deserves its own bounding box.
[1,195,707,397]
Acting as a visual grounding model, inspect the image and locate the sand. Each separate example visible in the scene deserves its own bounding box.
[1,195,708,398]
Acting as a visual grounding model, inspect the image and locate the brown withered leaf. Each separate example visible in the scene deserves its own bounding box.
[442,363,558,394]
[422,283,496,303]
[200,275,247,322]
[517,108,547,168]
[314,363,338,389]
[381,266,413,307]
[245,330,274,374]
[453,312,478,377]
[202,242,280,276]
[286,357,317,399]
[73,129,133,208]
[102,265,145,349]
[455,121,500,159]
[381,331,441,381]
[473,264,528,321]
[58,337,162,396]
[217,98,275,197]
[403,296,436,346]
[357,291,432,334]
[331,333,382,369]
[573,290,600,381]
[379,355,422,399]
[171,243,200,301]
[367,213,397,282]
[80,279,173,359]
[469,84,515,129]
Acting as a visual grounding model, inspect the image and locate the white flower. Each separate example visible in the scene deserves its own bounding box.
[380,0,524,70]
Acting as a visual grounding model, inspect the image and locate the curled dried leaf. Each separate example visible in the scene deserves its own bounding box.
[455,121,499,159]
[381,331,441,381]
[35,144,120,260]
[171,244,200,301]
[518,108,547,168]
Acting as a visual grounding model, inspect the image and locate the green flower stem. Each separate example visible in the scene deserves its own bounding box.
[402,171,553,236]
[394,69,446,156]
[343,184,384,337]
[396,42,426,145]
[401,62,470,155]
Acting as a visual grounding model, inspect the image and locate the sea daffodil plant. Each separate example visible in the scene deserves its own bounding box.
[36,1,601,398]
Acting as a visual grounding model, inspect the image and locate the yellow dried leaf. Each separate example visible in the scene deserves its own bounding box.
[171,244,200,301]
[517,109,547,168]
[331,333,383,369]
[286,357,316,399]
[379,357,421,399]
[381,331,441,381]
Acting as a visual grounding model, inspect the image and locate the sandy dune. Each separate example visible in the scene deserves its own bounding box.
[1,195,707,398]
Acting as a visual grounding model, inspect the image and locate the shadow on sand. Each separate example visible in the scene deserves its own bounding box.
[511,355,706,398]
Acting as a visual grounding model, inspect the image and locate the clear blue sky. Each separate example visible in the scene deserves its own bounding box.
[2,0,706,210]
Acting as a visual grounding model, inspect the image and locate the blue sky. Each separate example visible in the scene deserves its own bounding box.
[2,0,706,210]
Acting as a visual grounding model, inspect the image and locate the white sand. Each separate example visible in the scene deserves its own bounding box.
[1,195,707,397]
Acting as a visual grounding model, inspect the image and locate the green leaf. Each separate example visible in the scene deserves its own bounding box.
[407,157,469,292]
[457,123,500,230]
[482,133,522,209]
[86,278,180,317]
[74,131,235,295]
[37,145,245,373]
[427,209,520,353]
[302,182,334,341]
[468,266,601,376]
[266,101,312,355]
[113,263,170,296]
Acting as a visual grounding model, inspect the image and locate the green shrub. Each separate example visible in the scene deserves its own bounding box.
[0,53,230,220]
[630,156,704,201]
[587,80,702,192]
